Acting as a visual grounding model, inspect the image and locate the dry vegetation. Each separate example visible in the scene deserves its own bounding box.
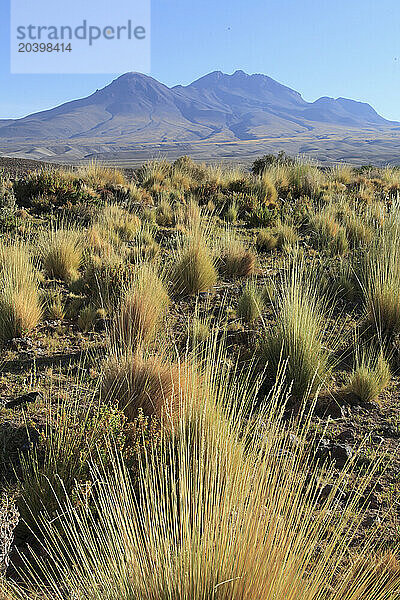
[0,155,399,598]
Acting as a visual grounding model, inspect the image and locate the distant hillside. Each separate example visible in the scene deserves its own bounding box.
[0,70,399,164]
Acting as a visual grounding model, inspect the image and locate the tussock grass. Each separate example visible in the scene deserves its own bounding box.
[360,210,400,337]
[5,346,399,600]
[75,161,126,187]
[256,227,278,251]
[171,232,217,296]
[328,164,354,185]
[260,260,337,399]
[112,263,169,350]
[309,208,349,255]
[219,230,256,278]
[0,242,42,343]
[237,281,264,323]
[275,220,299,249]
[96,203,141,243]
[41,226,82,282]
[344,347,391,404]
[102,350,184,424]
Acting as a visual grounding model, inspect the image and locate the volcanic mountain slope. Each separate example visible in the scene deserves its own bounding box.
[0,70,397,145]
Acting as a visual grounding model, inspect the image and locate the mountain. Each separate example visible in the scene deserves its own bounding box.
[0,70,399,164]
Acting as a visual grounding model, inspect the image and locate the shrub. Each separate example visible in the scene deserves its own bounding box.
[0,243,42,344]
[41,227,83,283]
[237,282,264,323]
[171,236,217,296]
[344,349,391,404]
[14,169,87,208]
[251,151,295,174]
[260,261,335,399]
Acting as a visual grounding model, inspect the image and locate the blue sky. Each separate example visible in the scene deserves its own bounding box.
[1,0,400,120]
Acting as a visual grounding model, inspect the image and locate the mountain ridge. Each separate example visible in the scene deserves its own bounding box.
[1,70,399,165]
[0,70,396,144]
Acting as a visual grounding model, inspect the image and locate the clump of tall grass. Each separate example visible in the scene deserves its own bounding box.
[96,204,141,243]
[359,211,400,337]
[309,208,348,255]
[344,213,374,247]
[77,305,98,332]
[0,242,42,343]
[275,220,299,249]
[218,231,256,278]
[237,281,264,323]
[288,160,326,198]
[344,347,391,404]
[5,346,399,600]
[43,289,65,320]
[328,164,354,185]
[260,260,336,399]
[102,351,183,424]
[112,264,169,350]
[41,226,83,283]
[256,228,278,251]
[75,161,127,187]
[171,232,217,296]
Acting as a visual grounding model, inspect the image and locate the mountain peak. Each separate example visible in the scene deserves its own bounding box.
[0,70,395,151]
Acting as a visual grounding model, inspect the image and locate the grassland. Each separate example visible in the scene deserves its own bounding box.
[0,155,399,598]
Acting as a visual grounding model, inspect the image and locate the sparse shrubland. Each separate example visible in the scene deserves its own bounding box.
[0,155,399,598]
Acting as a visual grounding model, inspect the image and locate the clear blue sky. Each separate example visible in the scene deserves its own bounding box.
[1,0,400,120]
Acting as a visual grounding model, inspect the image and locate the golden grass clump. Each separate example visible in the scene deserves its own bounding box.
[275,221,299,249]
[328,164,354,185]
[102,351,183,424]
[171,234,217,296]
[219,232,256,278]
[41,227,82,282]
[288,161,326,198]
[5,346,399,600]
[309,209,349,255]
[0,242,42,343]
[344,213,374,247]
[256,227,278,251]
[344,348,391,404]
[237,281,264,323]
[260,260,335,399]
[360,212,400,337]
[112,264,169,350]
[96,204,141,243]
[75,161,127,187]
